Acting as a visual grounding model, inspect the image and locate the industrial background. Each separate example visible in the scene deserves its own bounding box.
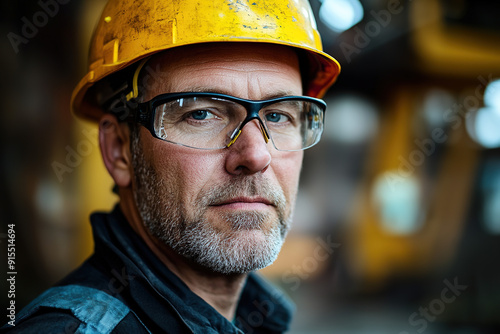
[1,0,500,333]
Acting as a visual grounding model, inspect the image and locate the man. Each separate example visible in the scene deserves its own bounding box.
[2,0,339,333]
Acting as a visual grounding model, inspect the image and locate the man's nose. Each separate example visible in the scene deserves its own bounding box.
[225,119,272,175]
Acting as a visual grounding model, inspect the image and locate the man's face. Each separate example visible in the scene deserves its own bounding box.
[131,43,304,274]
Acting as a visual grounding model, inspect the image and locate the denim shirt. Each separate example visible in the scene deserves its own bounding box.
[1,206,294,333]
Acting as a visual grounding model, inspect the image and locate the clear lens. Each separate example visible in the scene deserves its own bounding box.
[151,95,324,151]
[153,96,245,149]
[262,100,324,151]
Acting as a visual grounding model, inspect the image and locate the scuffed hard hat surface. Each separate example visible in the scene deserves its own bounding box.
[90,0,322,68]
[72,0,340,121]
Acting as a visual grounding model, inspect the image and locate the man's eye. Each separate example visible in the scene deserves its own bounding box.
[265,112,289,123]
[188,110,216,120]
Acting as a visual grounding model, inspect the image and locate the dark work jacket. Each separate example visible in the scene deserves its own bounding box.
[1,206,294,333]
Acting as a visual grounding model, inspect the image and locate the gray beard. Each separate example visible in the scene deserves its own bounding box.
[130,132,292,274]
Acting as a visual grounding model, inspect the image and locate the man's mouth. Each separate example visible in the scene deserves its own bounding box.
[211,197,274,210]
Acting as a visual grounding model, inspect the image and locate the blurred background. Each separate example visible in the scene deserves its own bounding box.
[1,0,500,333]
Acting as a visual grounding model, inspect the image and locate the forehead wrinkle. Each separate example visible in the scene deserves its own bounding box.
[178,86,299,100]
[143,44,301,99]
[149,68,299,99]
[163,61,296,76]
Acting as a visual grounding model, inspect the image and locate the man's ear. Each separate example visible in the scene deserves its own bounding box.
[99,114,132,187]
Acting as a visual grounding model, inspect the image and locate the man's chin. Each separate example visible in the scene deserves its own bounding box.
[181,228,285,275]
[226,228,277,244]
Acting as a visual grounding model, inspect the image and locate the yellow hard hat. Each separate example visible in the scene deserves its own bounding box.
[71,0,341,121]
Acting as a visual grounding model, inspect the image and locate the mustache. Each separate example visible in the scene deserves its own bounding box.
[196,176,286,210]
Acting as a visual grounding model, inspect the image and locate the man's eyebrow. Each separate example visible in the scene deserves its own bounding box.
[184,87,301,100]
[261,90,301,99]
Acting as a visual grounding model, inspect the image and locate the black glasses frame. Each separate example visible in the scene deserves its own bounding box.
[126,92,327,150]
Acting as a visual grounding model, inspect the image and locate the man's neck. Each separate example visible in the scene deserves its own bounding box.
[119,197,247,321]
[151,241,248,321]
